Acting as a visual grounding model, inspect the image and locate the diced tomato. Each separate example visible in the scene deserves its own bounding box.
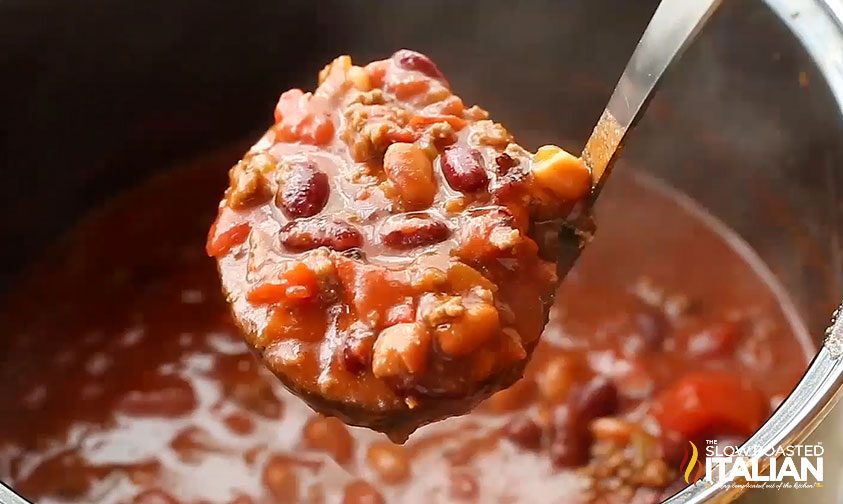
[365,61,388,88]
[246,263,319,305]
[409,114,467,130]
[335,258,414,326]
[385,298,416,326]
[263,303,327,345]
[206,222,251,257]
[274,89,335,145]
[651,371,768,439]
[437,96,464,116]
[388,79,430,100]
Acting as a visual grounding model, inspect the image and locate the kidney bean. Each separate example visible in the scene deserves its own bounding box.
[227,495,255,504]
[117,382,197,418]
[494,153,516,175]
[342,480,385,504]
[393,49,445,81]
[340,323,376,374]
[550,377,619,468]
[549,431,590,468]
[381,214,450,249]
[633,303,668,352]
[366,442,411,484]
[280,218,363,251]
[170,426,221,463]
[504,415,543,451]
[570,376,619,423]
[449,469,479,501]
[683,320,739,357]
[483,378,536,413]
[441,146,489,193]
[535,355,577,404]
[277,162,329,218]
[262,455,299,503]
[133,489,181,504]
[302,415,355,465]
[223,412,255,435]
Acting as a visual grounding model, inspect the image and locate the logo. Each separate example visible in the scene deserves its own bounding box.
[680,441,705,485]
[679,440,824,490]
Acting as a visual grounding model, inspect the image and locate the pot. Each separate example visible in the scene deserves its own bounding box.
[1,0,842,502]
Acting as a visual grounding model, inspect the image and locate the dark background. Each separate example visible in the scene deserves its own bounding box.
[1,0,841,335]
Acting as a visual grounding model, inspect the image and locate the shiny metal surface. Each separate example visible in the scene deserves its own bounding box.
[584,0,722,191]
[665,3,843,500]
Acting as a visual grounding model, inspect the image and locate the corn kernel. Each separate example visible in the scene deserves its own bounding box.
[531,145,591,200]
[347,65,372,91]
[318,55,352,84]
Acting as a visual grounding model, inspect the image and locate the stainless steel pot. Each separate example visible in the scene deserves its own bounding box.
[1,0,842,502]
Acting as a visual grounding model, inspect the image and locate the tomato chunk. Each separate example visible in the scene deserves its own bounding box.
[247,263,319,305]
[274,89,335,145]
[652,371,768,439]
[206,222,251,257]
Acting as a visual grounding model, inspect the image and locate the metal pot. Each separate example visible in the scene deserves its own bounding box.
[1,0,842,502]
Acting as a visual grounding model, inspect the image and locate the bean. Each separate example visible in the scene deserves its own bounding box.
[262,455,299,503]
[441,146,488,193]
[393,49,445,81]
[381,214,450,249]
[366,442,411,484]
[277,161,330,218]
[280,218,363,252]
[383,143,436,210]
[483,378,536,413]
[371,323,431,379]
[342,480,385,504]
[549,412,590,468]
[132,489,181,504]
[633,303,668,352]
[117,382,197,418]
[535,355,577,404]
[223,412,255,436]
[504,415,543,451]
[449,469,479,501]
[340,323,376,375]
[302,415,355,465]
[570,376,619,423]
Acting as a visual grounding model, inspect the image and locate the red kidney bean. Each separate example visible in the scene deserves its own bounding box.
[551,377,619,468]
[570,376,619,423]
[494,153,516,175]
[280,218,363,251]
[262,455,299,503]
[223,412,256,435]
[342,480,385,504]
[302,415,355,465]
[549,424,591,468]
[504,415,543,451]
[381,214,450,249]
[117,383,197,418]
[277,162,330,218]
[449,469,479,501]
[633,303,668,352]
[132,489,181,504]
[441,146,489,193]
[684,320,739,357]
[393,49,445,81]
[340,324,376,375]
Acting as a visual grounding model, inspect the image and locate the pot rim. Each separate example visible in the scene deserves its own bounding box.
[667,4,843,503]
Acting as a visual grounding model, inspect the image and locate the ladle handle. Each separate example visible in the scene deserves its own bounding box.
[583,0,722,196]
